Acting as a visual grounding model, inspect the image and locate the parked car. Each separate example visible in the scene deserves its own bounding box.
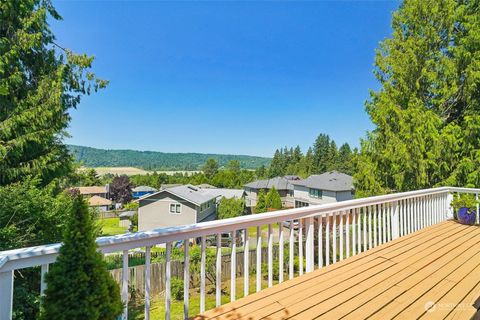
[205,231,243,247]
[282,220,300,230]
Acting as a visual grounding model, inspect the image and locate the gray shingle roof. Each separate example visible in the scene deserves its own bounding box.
[244,176,294,191]
[139,184,217,205]
[291,171,353,191]
[202,188,246,200]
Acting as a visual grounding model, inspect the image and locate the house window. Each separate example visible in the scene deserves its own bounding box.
[309,188,322,199]
[170,203,181,214]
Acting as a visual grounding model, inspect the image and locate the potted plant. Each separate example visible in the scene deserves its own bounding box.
[451,194,479,225]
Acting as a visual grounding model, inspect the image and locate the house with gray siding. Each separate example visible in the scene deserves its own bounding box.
[244,176,300,208]
[291,171,354,207]
[138,185,217,231]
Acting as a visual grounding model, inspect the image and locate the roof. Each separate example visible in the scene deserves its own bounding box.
[88,195,112,207]
[284,175,301,181]
[196,183,216,189]
[160,184,183,190]
[132,186,157,192]
[140,184,217,206]
[291,171,353,191]
[244,176,295,191]
[202,188,246,200]
[118,210,136,218]
[77,186,107,195]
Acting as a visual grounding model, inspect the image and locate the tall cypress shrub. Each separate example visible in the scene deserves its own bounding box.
[40,190,122,320]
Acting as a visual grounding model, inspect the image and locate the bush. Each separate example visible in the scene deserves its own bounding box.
[451,193,479,211]
[171,278,184,301]
[40,191,122,320]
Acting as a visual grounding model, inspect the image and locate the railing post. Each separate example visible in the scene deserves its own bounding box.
[392,201,400,239]
[446,193,454,219]
[305,217,314,272]
[0,271,13,320]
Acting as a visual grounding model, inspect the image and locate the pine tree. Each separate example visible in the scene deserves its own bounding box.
[0,0,107,186]
[40,191,122,320]
[255,189,267,213]
[312,134,331,173]
[265,187,282,210]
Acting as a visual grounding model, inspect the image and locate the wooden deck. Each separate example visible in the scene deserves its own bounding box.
[193,221,480,320]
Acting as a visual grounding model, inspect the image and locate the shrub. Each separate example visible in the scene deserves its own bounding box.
[451,193,479,212]
[40,191,122,320]
[171,278,184,301]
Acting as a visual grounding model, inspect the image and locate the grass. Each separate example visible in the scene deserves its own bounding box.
[97,217,128,236]
[129,276,270,319]
[81,166,201,176]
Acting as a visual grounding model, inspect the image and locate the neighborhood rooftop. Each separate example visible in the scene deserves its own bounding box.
[77,185,107,195]
[244,176,297,191]
[291,170,354,191]
[132,185,157,192]
[140,184,217,205]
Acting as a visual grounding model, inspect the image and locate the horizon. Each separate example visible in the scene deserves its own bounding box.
[52,1,399,157]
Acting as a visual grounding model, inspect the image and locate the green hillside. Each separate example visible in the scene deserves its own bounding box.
[67,145,271,170]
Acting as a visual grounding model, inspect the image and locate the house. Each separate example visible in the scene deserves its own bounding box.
[118,210,136,228]
[132,186,157,199]
[244,176,301,208]
[196,183,216,189]
[201,188,246,203]
[291,170,354,207]
[138,184,218,231]
[77,185,109,198]
[87,195,112,211]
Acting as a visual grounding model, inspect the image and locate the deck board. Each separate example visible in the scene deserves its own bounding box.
[193,221,480,320]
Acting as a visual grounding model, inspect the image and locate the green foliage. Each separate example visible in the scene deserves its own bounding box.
[189,245,217,284]
[355,0,480,196]
[267,135,354,178]
[68,145,271,171]
[40,192,122,320]
[217,197,245,219]
[124,201,139,211]
[265,187,282,210]
[451,194,479,212]
[202,158,219,180]
[0,1,107,186]
[171,278,184,301]
[255,189,267,213]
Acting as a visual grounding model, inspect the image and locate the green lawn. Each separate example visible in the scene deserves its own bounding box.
[97,217,128,236]
[129,276,270,319]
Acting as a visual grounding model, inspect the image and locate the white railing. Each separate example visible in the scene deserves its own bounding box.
[0,186,478,319]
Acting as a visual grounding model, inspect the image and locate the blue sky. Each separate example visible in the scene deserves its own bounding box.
[52,0,399,157]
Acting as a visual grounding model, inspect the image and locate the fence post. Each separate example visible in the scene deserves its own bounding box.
[392,201,400,239]
[0,271,14,320]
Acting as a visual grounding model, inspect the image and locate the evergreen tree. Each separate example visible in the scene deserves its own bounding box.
[255,165,267,179]
[40,191,122,320]
[312,134,331,173]
[355,0,480,196]
[255,189,267,213]
[268,149,285,177]
[217,197,245,219]
[0,0,107,186]
[337,143,354,175]
[202,158,219,180]
[265,187,282,210]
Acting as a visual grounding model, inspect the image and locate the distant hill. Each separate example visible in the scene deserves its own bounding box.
[67,145,271,170]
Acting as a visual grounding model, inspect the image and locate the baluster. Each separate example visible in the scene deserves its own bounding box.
[352,208,357,255]
[339,211,344,261]
[268,224,273,287]
[346,209,350,258]
[362,207,367,251]
[256,227,261,292]
[382,203,387,244]
[476,193,479,225]
[145,247,151,319]
[299,219,303,275]
[40,264,49,297]
[231,231,236,301]
[356,208,360,252]
[278,223,284,283]
[333,212,337,263]
[399,199,404,237]
[122,250,129,320]
[200,237,206,312]
[373,205,378,247]
[244,229,249,296]
[386,203,391,241]
[318,216,323,267]
[184,239,190,318]
[368,206,372,249]
[326,213,330,266]
[289,221,294,279]
[0,271,13,320]
[166,243,172,319]
[216,234,221,307]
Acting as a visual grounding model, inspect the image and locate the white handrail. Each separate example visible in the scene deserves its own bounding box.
[0,186,477,272]
[0,186,478,320]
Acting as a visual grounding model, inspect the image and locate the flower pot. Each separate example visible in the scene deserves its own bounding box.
[457,207,477,225]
